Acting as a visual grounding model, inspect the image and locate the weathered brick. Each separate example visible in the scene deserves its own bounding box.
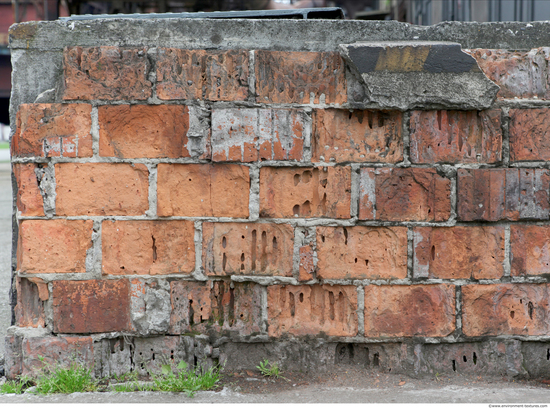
[56,163,149,216]
[457,168,550,221]
[169,281,261,336]
[63,46,152,100]
[462,284,550,336]
[53,279,131,333]
[14,277,47,328]
[12,103,92,158]
[364,284,456,337]
[267,284,358,337]
[316,226,407,280]
[14,163,44,216]
[102,220,195,275]
[98,104,207,159]
[256,50,347,104]
[509,108,550,161]
[312,109,403,163]
[4,335,23,379]
[511,225,550,276]
[156,49,249,101]
[413,226,505,279]
[18,219,92,274]
[259,166,351,218]
[157,163,249,217]
[22,336,93,376]
[359,168,451,221]
[410,110,502,163]
[467,48,550,99]
[211,108,306,162]
[298,244,315,282]
[203,222,294,277]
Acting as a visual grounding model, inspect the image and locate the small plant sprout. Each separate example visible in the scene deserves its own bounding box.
[256,359,287,380]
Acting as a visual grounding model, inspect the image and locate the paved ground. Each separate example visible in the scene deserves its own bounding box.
[0,161,12,360]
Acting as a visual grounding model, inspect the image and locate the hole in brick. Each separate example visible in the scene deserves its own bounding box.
[365,260,369,267]
[437,111,442,131]
[302,201,311,216]
[452,360,456,372]
[510,311,515,319]
[431,246,435,261]
[293,205,300,216]
[223,253,227,271]
[367,112,373,129]
[289,292,295,317]
[152,235,157,263]
[152,353,155,361]
[336,343,354,364]
[222,237,227,249]
[329,291,335,320]
[473,352,477,365]
[463,355,467,363]
[547,349,550,361]
[294,174,301,186]
[121,266,125,270]
[261,231,268,271]
[520,299,522,304]
[228,288,235,327]
[171,350,174,360]
[320,179,328,188]
[302,170,312,183]
[343,228,348,245]
[373,353,380,367]
[299,292,304,303]
[528,302,534,320]
[251,230,257,270]
[273,236,278,250]
[241,253,245,262]
[321,235,325,243]
[242,235,245,239]
[189,299,195,325]
[349,112,353,120]
[240,313,243,318]
[355,258,358,263]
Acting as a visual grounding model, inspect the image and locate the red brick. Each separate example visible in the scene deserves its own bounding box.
[467,48,550,99]
[267,284,358,337]
[56,163,149,216]
[410,110,502,164]
[169,281,261,335]
[256,50,347,105]
[21,336,93,376]
[157,163,249,217]
[317,226,407,280]
[102,220,195,275]
[413,226,504,280]
[12,103,92,158]
[17,219,92,274]
[14,277,46,328]
[511,225,550,276]
[509,108,550,161]
[462,284,550,336]
[457,168,550,221]
[4,335,23,379]
[359,168,451,221]
[156,49,249,101]
[298,244,315,281]
[63,46,152,100]
[259,166,351,218]
[312,109,403,163]
[52,279,131,333]
[203,222,294,277]
[14,163,44,216]
[211,108,306,162]
[364,284,455,337]
[98,104,206,159]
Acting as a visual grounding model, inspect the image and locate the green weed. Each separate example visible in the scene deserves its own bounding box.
[256,359,287,380]
[0,376,31,394]
[32,362,97,394]
[149,361,221,397]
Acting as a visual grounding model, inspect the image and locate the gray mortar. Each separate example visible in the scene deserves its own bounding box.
[504,225,511,277]
[85,220,102,276]
[145,163,157,218]
[130,279,171,335]
[192,221,206,281]
[248,164,260,221]
[356,286,365,337]
[90,106,100,157]
[34,164,56,217]
[247,50,255,103]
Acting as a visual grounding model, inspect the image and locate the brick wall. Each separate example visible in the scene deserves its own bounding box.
[6,19,550,379]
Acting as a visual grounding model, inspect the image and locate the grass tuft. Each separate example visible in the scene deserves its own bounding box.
[0,377,30,394]
[149,361,221,397]
[257,359,287,380]
[32,363,97,394]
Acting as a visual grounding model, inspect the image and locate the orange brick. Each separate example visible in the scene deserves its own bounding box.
[169,281,261,335]
[457,168,550,221]
[359,168,451,221]
[18,219,92,274]
[410,110,502,164]
[98,104,206,159]
[203,222,294,277]
[63,46,152,100]
[157,163,249,217]
[14,277,46,328]
[53,279,131,333]
[467,49,550,99]
[413,226,505,279]
[256,50,347,104]
[102,220,195,275]
[316,226,407,280]
[259,166,351,218]
[509,108,550,161]
[12,104,92,158]
[211,108,306,162]
[267,284,358,337]
[312,109,403,163]
[462,284,550,336]
[55,163,149,216]
[511,225,550,276]
[364,284,455,337]
[13,163,44,216]
[156,49,249,101]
